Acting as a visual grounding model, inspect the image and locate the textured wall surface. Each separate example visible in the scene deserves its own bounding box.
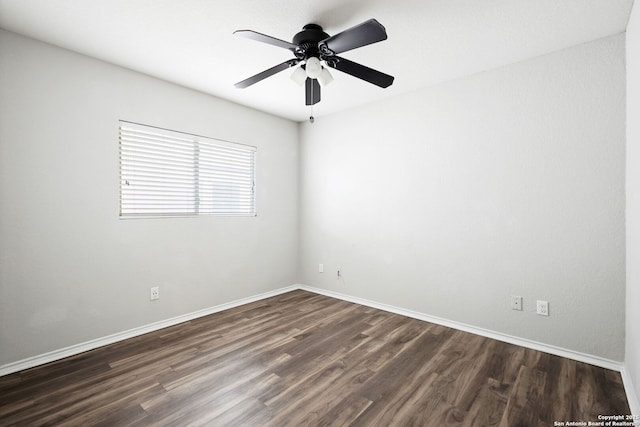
[0,30,299,366]
[299,35,626,361]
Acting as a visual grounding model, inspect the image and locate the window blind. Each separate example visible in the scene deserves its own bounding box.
[119,121,256,218]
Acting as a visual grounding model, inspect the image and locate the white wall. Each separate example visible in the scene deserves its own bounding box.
[0,30,298,367]
[299,35,626,361]
[0,22,631,379]
[626,0,640,413]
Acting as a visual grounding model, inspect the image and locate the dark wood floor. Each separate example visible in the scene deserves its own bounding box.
[0,290,630,426]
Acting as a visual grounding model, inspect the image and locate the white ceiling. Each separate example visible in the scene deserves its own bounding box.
[0,0,634,122]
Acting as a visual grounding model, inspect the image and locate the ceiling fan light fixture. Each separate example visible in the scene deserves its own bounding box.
[290,66,307,86]
[305,57,322,79]
[318,68,334,86]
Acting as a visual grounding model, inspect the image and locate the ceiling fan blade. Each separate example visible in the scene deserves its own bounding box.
[235,59,299,89]
[319,19,387,55]
[234,30,298,51]
[327,56,394,88]
[305,78,321,105]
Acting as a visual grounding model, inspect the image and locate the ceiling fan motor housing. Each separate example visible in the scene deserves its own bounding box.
[293,24,330,59]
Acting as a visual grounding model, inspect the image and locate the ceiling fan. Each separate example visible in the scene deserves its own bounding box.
[233,19,394,107]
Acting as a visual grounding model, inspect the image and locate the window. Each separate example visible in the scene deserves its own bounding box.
[119,121,256,218]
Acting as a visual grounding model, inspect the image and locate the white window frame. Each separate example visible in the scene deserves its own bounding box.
[119,121,256,218]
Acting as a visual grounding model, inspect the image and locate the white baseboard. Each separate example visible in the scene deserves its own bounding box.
[621,366,640,417]
[0,285,298,377]
[297,285,624,372]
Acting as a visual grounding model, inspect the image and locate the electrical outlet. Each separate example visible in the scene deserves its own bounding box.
[319,264,324,273]
[150,286,159,301]
[536,300,549,316]
[510,295,523,311]
[337,267,341,278]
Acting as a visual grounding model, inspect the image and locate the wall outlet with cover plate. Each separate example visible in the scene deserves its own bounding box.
[150,286,159,301]
[536,300,549,316]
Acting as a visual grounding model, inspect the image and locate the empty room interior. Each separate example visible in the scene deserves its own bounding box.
[1,0,640,425]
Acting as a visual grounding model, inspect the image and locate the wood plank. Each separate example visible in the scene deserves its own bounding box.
[499,365,547,427]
